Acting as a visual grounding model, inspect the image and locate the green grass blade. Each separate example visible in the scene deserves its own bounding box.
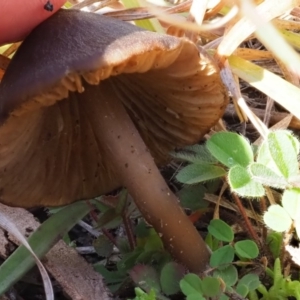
[0,201,90,294]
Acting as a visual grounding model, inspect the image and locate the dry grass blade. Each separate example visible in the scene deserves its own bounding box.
[0,55,10,80]
[188,0,209,25]
[213,182,228,219]
[0,55,10,70]
[0,211,53,300]
[135,0,237,32]
[263,97,274,126]
[229,55,300,123]
[233,48,273,60]
[225,104,300,130]
[239,0,300,76]
[218,0,299,57]
[204,193,261,221]
[2,42,21,57]
[104,0,192,21]
[73,0,121,12]
[278,29,300,51]
[274,18,300,31]
[273,55,300,86]
[220,60,269,137]
[72,0,102,9]
[254,114,293,146]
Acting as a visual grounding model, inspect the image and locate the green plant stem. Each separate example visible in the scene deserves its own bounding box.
[248,290,259,300]
[273,258,282,286]
[256,284,269,298]
[265,267,274,279]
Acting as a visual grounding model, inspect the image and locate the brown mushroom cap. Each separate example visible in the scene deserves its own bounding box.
[0,9,228,207]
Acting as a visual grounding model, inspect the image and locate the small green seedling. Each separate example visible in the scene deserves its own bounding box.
[174,130,300,197]
[131,288,157,300]
[255,258,300,300]
[180,219,260,300]
[94,220,186,297]
[173,130,300,300]
[175,130,300,240]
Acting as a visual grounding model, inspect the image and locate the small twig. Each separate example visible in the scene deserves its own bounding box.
[231,193,260,245]
[259,197,268,241]
[84,200,118,247]
[213,181,228,219]
[263,97,274,127]
[102,228,118,247]
[283,261,291,278]
[119,190,136,250]
[281,222,295,265]
[204,193,260,221]
[122,213,136,250]
[264,187,276,205]
[85,200,99,223]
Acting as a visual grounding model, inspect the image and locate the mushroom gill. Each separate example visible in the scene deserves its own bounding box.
[0,9,228,272]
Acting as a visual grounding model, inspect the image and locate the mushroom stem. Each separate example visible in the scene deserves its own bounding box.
[80,80,210,272]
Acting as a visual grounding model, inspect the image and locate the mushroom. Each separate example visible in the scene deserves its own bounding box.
[0,9,228,272]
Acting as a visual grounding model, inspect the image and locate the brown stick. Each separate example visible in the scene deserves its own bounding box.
[232,193,260,245]
[81,81,210,273]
